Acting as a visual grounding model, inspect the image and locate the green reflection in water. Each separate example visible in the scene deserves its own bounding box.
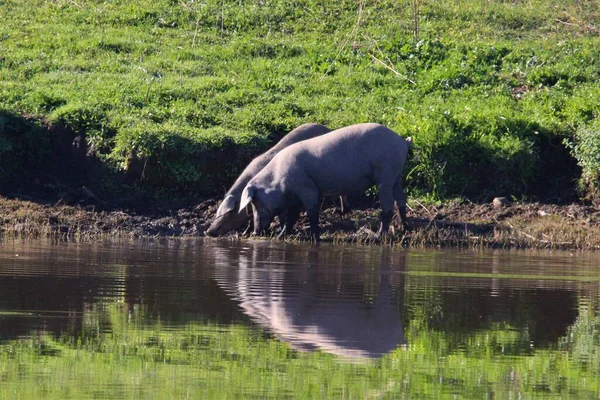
[1,301,599,399]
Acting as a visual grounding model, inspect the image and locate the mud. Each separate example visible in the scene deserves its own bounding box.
[1,194,599,250]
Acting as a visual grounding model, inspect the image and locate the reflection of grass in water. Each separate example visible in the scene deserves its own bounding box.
[0,311,35,316]
[406,271,600,282]
[0,303,599,398]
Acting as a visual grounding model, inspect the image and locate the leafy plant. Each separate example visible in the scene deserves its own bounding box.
[565,120,600,203]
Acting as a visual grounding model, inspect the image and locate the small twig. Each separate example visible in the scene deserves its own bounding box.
[145,82,152,102]
[425,217,435,230]
[364,33,416,85]
[555,18,578,27]
[320,0,365,80]
[412,200,436,230]
[82,186,102,203]
[414,199,440,218]
[191,14,202,48]
[219,0,225,36]
[369,54,416,84]
[504,219,550,244]
[66,0,82,8]
[141,159,148,180]
[412,0,420,43]
[414,199,433,217]
[180,0,193,10]
[554,14,598,33]
[518,230,545,242]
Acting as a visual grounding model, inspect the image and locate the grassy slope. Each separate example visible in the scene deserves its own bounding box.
[1,0,599,199]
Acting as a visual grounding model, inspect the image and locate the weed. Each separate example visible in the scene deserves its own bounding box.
[566,120,600,203]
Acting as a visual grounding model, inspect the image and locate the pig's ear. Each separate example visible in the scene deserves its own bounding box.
[220,195,237,214]
[239,185,256,213]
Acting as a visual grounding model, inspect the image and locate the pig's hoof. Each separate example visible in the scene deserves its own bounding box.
[242,224,253,236]
[377,231,391,240]
[399,222,411,233]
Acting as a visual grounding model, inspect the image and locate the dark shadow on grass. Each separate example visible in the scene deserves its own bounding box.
[0,110,268,213]
[0,109,108,204]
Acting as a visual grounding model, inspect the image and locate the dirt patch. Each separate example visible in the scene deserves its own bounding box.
[401,200,600,250]
[1,195,599,250]
[0,197,216,239]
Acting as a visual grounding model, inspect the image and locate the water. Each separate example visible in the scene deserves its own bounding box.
[1,240,599,398]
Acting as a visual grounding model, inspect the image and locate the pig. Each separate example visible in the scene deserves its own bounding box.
[239,123,411,241]
[205,123,350,237]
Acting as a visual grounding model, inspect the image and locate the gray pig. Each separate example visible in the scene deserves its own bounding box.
[239,123,411,241]
[205,123,348,236]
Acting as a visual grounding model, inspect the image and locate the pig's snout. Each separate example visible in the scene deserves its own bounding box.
[205,225,218,237]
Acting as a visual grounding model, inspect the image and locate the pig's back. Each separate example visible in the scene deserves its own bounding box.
[273,123,409,196]
[291,123,407,162]
[271,123,331,151]
[227,123,331,195]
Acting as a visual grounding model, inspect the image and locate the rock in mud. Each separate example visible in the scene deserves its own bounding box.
[492,197,510,208]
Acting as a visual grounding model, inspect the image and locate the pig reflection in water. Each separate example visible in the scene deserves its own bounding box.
[213,242,406,360]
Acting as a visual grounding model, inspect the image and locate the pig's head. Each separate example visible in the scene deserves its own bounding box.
[205,195,250,236]
[239,184,285,235]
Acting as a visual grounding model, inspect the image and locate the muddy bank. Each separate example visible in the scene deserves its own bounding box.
[1,195,599,250]
[3,110,596,250]
[0,196,216,239]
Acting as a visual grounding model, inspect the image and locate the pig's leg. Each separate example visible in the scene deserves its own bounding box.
[306,203,321,241]
[378,184,394,235]
[393,178,408,231]
[340,195,351,214]
[277,208,289,236]
[285,205,302,232]
[297,190,320,241]
[277,205,302,239]
[242,220,253,236]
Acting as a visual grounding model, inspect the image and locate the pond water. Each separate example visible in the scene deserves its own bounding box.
[1,239,599,398]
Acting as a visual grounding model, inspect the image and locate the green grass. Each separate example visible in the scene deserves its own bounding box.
[1,0,599,199]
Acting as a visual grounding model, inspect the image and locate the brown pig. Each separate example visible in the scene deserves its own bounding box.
[239,123,411,241]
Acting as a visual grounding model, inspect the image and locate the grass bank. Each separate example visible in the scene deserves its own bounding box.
[1,0,600,201]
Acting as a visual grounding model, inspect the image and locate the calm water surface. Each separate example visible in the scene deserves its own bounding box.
[1,239,599,398]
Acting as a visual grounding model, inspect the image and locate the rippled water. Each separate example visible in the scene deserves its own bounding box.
[1,239,599,398]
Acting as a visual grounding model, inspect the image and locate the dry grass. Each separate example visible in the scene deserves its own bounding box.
[504,214,600,250]
[0,198,125,240]
[2,196,600,250]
